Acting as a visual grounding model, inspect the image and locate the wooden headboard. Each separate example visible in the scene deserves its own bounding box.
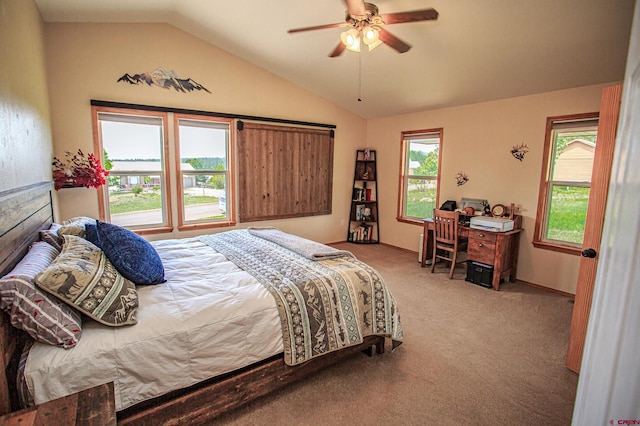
[0,182,54,414]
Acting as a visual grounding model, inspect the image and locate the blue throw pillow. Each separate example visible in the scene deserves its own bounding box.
[90,221,165,285]
[84,223,99,246]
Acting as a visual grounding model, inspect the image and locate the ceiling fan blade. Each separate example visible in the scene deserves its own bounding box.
[344,0,366,18]
[288,22,347,34]
[378,28,412,53]
[328,43,346,58]
[380,8,439,25]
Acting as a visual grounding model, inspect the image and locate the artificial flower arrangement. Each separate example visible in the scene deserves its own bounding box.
[52,149,109,190]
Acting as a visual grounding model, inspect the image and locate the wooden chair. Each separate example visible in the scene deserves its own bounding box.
[431,209,468,279]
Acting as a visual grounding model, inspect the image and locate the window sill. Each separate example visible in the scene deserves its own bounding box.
[133,226,174,236]
[397,217,425,226]
[178,221,236,232]
[532,240,581,256]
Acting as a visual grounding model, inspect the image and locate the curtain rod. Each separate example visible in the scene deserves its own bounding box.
[90,100,337,130]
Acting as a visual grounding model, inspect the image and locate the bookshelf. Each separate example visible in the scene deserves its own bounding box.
[348,149,379,244]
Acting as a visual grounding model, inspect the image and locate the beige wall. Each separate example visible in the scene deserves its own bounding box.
[368,83,612,294]
[0,0,53,194]
[19,6,616,294]
[43,22,367,244]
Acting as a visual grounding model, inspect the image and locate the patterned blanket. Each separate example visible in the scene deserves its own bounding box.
[199,230,403,365]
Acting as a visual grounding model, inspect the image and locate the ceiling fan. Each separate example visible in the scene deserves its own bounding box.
[287,0,438,57]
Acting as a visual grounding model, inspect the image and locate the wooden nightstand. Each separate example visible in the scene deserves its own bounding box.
[0,382,116,426]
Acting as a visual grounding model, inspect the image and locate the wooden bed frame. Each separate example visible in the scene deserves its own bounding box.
[0,183,387,424]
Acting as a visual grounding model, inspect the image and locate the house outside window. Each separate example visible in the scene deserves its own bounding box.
[92,106,235,234]
[397,129,443,224]
[534,113,598,253]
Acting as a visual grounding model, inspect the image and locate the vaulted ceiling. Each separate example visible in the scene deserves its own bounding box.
[35,0,636,119]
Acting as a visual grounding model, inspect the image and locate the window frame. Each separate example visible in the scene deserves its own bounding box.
[533,112,599,255]
[397,128,443,225]
[92,106,237,234]
[92,106,173,235]
[174,114,236,231]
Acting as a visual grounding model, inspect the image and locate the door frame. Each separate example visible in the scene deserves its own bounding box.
[565,84,622,373]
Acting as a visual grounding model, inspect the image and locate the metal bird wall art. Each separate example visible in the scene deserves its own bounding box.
[117,68,211,93]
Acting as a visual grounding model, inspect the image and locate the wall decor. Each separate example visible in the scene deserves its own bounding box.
[117,68,211,93]
[511,143,529,161]
[455,171,469,186]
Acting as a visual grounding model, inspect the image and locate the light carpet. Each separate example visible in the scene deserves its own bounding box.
[215,243,578,425]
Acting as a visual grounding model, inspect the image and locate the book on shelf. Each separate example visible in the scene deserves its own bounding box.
[352,187,373,202]
[349,222,374,242]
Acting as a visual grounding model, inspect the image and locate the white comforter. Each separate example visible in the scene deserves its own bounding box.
[24,237,283,411]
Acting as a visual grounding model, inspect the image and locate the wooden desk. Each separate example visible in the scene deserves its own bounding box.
[421,218,522,291]
[0,382,116,426]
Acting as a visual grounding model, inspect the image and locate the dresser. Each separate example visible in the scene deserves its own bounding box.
[422,216,522,290]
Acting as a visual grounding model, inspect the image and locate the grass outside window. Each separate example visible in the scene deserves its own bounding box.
[546,186,589,244]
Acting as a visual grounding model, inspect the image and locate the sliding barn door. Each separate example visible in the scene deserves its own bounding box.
[565,84,622,373]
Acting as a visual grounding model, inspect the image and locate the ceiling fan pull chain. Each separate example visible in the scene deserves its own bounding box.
[358,52,362,102]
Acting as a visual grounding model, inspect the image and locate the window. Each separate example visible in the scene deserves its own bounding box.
[534,113,598,253]
[94,109,171,232]
[175,115,233,230]
[93,106,235,233]
[398,129,443,224]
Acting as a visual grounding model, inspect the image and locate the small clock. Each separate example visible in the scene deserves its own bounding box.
[491,204,507,217]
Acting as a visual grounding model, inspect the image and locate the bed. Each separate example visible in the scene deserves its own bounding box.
[0,183,402,424]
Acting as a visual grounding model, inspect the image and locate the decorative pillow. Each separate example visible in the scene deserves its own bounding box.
[0,242,82,348]
[57,216,97,239]
[35,236,138,327]
[62,216,96,226]
[84,223,99,245]
[39,223,63,251]
[87,221,165,285]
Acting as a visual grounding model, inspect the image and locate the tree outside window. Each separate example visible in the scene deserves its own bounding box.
[398,129,443,224]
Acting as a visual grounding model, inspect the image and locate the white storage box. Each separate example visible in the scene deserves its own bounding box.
[470,216,514,232]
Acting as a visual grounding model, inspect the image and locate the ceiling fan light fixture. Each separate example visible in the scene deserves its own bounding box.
[341,28,361,52]
[366,39,382,51]
[288,4,439,57]
[362,26,378,43]
[362,26,382,51]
